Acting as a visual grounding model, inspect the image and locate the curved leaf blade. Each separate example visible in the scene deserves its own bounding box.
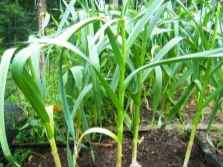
[0,49,20,166]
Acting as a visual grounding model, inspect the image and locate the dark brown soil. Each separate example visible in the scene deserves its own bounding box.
[21,103,223,167]
[23,130,219,167]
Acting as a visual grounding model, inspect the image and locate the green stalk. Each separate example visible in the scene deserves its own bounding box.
[49,137,61,167]
[116,72,124,167]
[132,23,148,162]
[131,74,142,162]
[183,4,220,166]
[116,19,126,167]
[183,59,211,167]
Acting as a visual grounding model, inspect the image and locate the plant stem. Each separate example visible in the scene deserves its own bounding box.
[132,73,142,162]
[49,137,62,167]
[183,4,220,166]
[116,18,126,167]
[44,120,61,167]
[132,23,148,162]
[183,58,212,167]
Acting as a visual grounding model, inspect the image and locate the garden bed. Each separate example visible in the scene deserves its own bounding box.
[23,129,223,167]
[3,102,223,167]
[22,105,223,167]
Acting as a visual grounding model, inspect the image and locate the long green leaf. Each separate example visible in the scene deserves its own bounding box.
[89,19,118,48]
[207,92,223,131]
[142,37,184,83]
[165,82,194,126]
[77,127,119,153]
[59,52,76,166]
[174,68,193,90]
[11,44,61,166]
[59,51,75,139]
[175,0,209,50]
[88,36,102,126]
[126,47,223,90]
[0,49,20,166]
[71,84,92,118]
[202,83,223,108]
[28,38,124,112]
[126,0,165,51]
[56,0,77,36]
[11,46,53,138]
[105,27,124,69]
[153,66,162,111]
[59,16,105,41]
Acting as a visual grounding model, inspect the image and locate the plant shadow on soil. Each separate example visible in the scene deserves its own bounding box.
[23,104,223,167]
